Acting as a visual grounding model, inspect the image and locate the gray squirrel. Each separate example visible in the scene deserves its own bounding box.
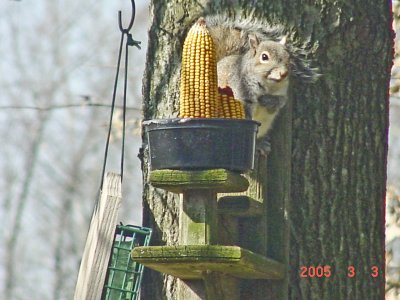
[204,15,319,154]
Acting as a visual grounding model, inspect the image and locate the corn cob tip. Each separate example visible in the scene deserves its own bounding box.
[179,15,218,119]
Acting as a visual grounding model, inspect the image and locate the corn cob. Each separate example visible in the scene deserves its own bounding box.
[179,18,245,119]
[218,87,246,119]
[179,18,219,118]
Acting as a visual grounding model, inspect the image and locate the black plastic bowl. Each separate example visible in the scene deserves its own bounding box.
[143,118,259,172]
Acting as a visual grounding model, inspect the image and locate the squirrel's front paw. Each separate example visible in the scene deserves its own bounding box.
[256,137,271,157]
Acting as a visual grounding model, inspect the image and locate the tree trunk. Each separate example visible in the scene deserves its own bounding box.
[141,1,393,299]
[287,2,393,299]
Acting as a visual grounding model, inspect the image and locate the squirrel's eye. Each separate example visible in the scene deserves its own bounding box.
[261,52,269,62]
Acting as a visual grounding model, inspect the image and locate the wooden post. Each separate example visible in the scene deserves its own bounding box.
[177,189,217,299]
[73,172,122,300]
[177,189,237,300]
[179,190,218,245]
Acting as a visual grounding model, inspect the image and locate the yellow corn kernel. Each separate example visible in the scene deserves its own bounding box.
[218,87,245,119]
[179,18,219,118]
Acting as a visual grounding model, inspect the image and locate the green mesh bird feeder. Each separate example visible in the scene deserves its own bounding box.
[103,224,152,300]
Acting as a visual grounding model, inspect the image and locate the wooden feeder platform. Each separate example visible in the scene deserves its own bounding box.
[142,167,283,298]
[149,169,249,193]
[131,245,284,280]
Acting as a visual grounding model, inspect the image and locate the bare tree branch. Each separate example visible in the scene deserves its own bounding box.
[0,103,141,112]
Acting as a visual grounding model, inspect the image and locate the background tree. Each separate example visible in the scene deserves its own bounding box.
[141,0,392,299]
[0,1,147,299]
[386,2,400,299]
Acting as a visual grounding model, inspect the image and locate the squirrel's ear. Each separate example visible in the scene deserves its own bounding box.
[279,36,287,45]
[248,34,259,55]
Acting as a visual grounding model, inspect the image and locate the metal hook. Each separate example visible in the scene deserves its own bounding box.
[118,0,136,33]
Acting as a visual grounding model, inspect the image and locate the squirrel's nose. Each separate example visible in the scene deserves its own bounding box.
[280,70,288,80]
[268,69,288,82]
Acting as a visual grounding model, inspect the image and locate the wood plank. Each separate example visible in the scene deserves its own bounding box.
[217,155,267,255]
[73,172,122,300]
[217,164,265,207]
[149,169,249,193]
[131,245,285,280]
[218,195,263,217]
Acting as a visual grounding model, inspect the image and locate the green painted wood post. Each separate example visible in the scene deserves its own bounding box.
[177,190,216,300]
[178,190,240,300]
[179,190,218,245]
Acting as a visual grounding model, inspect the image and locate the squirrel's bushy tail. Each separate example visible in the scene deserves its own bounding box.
[287,43,321,82]
[204,15,321,82]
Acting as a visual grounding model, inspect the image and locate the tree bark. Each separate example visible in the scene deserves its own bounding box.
[141,1,393,299]
[286,2,393,299]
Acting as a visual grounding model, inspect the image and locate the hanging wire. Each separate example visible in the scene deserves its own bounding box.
[99,0,141,193]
